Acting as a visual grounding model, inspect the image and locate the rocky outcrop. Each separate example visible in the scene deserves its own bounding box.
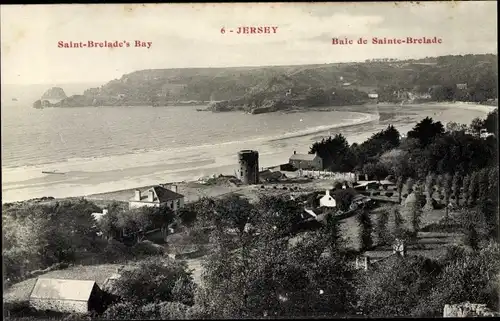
[32,100,42,109]
[443,302,500,317]
[41,87,67,102]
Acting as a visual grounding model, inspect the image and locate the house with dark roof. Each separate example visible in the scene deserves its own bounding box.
[129,185,185,210]
[29,278,104,314]
[289,151,323,170]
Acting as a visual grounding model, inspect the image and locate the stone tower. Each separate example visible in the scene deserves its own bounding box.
[237,150,259,185]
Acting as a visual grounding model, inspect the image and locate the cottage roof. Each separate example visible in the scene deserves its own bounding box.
[131,185,184,202]
[290,153,318,161]
[30,278,97,301]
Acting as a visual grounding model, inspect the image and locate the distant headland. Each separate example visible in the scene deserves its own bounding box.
[32,54,497,113]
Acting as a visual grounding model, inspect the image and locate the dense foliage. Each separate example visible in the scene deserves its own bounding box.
[3,199,101,281]
[310,109,498,179]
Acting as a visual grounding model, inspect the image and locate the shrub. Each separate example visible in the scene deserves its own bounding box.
[356,255,442,317]
[159,301,190,319]
[411,242,500,317]
[385,192,394,197]
[131,240,165,256]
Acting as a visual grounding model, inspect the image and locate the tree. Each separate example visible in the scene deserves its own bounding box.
[412,243,500,317]
[375,208,390,246]
[197,222,357,319]
[356,255,442,317]
[109,257,196,305]
[461,174,470,206]
[483,108,498,135]
[362,162,388,182]
[3,199,101,275]
[176,207,197,228]
[98,203,126,240]
[379,149,411,178]
[391,207,405,240]
[424,173,436,210]
[468,171,480,206]
[487,167,499,202]
[430,85,456,102]
[435,174,443,200]
[396,176,404,204]
[469,117,484,137]
[477,168,490,203]
[405,177,415,195]
[407,117,445,147]
[255,195,303,237]
[352,126,401,169]
[425,131,492,175]
[407,186,424,236]
[451,172,462,206]
[212,194,256,235]
[310,134,354,172]
[357,209,373,251]
[446,122,467,133]
[190,197,217,228]
[333,188,357,212]
[443,173,453,218]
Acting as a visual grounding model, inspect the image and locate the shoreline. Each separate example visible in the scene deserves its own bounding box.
[2,102,495,203]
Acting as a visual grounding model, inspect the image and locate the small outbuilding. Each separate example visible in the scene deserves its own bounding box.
[29,278,104,314]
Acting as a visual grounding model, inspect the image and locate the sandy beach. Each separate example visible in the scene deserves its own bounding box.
[2,102,495,203]
[81,101,496,206]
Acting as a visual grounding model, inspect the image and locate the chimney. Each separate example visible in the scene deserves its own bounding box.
[134,190,141,201]
[170,185,178,193]
[293,150,296,154]
[148,190,154,202]
[325,189,330,196]
[102,209,108,215]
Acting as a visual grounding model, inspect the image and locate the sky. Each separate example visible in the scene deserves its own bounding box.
[1,2,497,85]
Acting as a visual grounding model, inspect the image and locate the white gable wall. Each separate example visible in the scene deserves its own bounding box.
[319,190,336,208]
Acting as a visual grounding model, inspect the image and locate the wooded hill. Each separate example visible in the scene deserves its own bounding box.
[37,54,497,111]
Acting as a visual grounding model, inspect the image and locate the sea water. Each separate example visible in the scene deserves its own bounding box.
[1,103,489,202]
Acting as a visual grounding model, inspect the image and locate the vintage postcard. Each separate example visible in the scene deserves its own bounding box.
[2,2,498,319]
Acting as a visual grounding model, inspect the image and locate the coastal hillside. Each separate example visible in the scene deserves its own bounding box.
[36,54,497,112]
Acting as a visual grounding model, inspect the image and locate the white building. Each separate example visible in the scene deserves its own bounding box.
[91,209,108,222]
[319,190,337,208]
[129,185,185,210]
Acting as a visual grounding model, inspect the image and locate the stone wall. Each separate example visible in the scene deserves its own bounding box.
[443,302,500,317]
